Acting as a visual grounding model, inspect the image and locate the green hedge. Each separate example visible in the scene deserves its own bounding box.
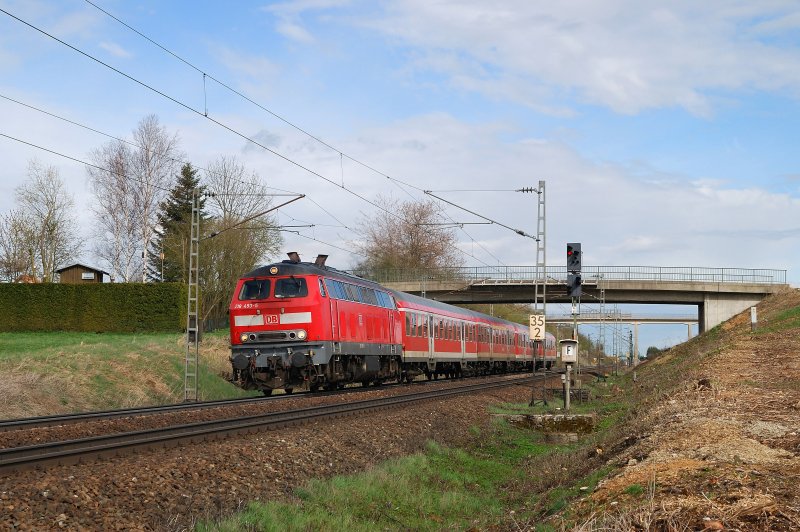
[0,283,188,332]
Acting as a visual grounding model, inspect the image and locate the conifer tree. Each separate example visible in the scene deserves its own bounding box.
[147,163,206,282]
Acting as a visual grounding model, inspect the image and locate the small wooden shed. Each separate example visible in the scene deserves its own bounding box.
[56,263,109,284]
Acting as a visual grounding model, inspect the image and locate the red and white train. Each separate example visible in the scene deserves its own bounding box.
[229,253,556,395]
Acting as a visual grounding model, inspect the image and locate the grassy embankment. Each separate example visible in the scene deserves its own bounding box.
[199,372,629,532]
[0,330,257,419]
[201,294,800,531]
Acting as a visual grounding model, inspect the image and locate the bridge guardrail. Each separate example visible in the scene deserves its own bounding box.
[352,266,787,285]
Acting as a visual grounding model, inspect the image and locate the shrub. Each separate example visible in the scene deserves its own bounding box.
[0,283,187,332]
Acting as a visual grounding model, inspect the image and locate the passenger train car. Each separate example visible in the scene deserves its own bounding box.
[229,253,556,395]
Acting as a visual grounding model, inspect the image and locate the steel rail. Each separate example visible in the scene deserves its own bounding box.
[0,372,535,433]
[0,391,308,433]
[0,375,544,474]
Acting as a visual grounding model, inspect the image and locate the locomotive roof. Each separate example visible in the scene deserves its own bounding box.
[241,261,384,289]
[242,261,532,333]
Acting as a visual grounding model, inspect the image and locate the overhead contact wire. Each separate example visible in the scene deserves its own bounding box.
[81,0,504,267]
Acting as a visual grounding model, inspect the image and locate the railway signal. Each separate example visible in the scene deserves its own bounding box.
[567,273,582,298]
[567,242,582,272]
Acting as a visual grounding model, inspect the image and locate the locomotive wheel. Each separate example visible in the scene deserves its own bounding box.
[284,388,294,395]
[262,389,273,397]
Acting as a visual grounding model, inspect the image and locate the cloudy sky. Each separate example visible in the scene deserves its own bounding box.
[1,1,799,349]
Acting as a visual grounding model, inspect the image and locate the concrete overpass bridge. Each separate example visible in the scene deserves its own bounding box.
[546,311,699,358]
[358,266,787,333]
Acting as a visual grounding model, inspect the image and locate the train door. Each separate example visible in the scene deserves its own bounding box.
[329,298,339,340]
[427,314,435,357]
[388,311,396,353]
[460,321,466,359]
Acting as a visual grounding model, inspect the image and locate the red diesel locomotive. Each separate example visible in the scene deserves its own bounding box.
[229,253,556,395]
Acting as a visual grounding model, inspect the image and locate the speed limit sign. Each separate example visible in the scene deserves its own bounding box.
[529,313,545,341]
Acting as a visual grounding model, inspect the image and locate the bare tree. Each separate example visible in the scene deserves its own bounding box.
[0,210,35,282]
[12,160,82,281]
[130,115,180,281]
[200,156,283,322]
[204,156,271,220]
[354,195,462,275]
[87,115,180,281]
[87,140,141,281]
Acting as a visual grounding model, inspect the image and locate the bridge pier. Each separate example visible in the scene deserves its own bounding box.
[699,293,764,333]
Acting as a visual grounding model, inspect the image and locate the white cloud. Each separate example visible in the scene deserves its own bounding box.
[197,110,800,274]
[261,0,352,44]
[98,41,133,59]
[212,45,280,83]
[357,0,800,115]
[275,21,315,44]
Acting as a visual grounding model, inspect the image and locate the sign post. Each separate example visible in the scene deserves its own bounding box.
[560,339,578,411]
[528,312,547,406]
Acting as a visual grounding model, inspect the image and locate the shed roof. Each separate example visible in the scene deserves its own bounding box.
[55,263,110,275]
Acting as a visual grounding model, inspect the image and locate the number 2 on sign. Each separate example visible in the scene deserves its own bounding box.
[529,314,545,341]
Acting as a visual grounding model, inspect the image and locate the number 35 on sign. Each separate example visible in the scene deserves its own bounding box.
[529,313,546,341]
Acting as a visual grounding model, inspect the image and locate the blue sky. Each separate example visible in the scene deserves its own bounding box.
[1,0,799,351]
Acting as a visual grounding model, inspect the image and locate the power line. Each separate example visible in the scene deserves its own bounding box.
[424,191,538,241]
[0,89,397,261]
[2,7,509,268]
[204,195,305,240]
[78,1,508,268]
[0,7,397,219]
[83,0,428,195]
[0,131,174,195]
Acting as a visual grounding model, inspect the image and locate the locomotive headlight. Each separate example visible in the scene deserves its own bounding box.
[297,329,307,340]
[240,333,249,343]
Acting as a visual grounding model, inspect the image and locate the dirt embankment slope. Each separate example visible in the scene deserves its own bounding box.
[567,288,800,530]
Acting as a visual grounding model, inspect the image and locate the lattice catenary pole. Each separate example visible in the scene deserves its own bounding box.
[184,189,200,402]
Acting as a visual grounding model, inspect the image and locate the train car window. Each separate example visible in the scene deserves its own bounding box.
[325,280,337,299]
[332,281,341,299]
[405,313,411,333]
[422,317,428,338]
[239,279,270,300]
[344,283,358,302]
[274,277,308,298]
[318,278,327,297]
[363,288,379,306]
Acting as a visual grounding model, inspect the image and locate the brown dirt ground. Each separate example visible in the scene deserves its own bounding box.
[564,287,800,531]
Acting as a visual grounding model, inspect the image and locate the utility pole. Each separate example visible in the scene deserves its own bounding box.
[629,329,634,366]
[520,182,546,371]
[185,192,305,401]
[184,189,200,402]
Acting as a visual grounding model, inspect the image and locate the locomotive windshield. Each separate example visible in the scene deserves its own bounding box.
[239,279,270,300]
[275,277,308,298]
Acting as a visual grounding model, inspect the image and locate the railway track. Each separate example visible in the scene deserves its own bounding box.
[0,371,555,434]
[0,383,379,433]
[0,373,546,474]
